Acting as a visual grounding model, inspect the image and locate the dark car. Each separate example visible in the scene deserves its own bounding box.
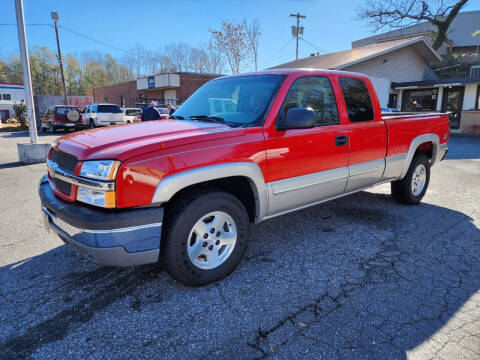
[40,105,85,133]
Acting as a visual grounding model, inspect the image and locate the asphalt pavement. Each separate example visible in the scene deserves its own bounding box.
[0,131,479,359]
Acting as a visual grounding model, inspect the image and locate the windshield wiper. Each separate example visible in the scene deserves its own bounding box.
[188,115,225,123]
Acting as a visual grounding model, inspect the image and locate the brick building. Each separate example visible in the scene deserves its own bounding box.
[87,72,219,108]
[86,81,137,108]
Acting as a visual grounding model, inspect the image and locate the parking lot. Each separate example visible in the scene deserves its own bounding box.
[0,131,479,359]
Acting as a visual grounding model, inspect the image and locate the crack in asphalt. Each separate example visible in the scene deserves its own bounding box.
[0,266,160,359]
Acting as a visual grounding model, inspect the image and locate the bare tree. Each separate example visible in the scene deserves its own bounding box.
[200,40,225,74]
[357,0,470,50]
[165,43,191,72]
[210,21,249,74]
[244,19,262,71]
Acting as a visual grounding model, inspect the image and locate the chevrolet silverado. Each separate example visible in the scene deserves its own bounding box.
[40,69,449,286]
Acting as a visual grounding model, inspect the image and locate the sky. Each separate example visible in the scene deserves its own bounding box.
[1,0,479,72]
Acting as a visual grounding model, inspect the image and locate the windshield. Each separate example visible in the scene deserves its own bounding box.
[98,105,122,113]
[173,75,285,127]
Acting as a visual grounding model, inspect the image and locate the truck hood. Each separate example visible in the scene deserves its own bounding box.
[55,120,246,161]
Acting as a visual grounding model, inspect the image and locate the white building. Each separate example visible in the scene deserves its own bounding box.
[0,83,26,123]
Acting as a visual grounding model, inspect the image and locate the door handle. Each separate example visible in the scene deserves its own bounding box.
[335,135,348,146]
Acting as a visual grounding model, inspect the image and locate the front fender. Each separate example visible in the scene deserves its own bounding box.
[151,162,268,222]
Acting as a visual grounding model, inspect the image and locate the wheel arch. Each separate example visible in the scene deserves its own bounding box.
[400,133,440,179]
[151,162,268,223]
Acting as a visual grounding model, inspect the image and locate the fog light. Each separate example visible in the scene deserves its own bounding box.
[77,187,115,208]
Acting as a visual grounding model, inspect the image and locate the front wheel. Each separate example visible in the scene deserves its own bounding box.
[162,191,250,286]
[391,153,430,205]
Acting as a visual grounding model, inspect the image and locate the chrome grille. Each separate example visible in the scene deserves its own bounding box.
[50,148,77,173]
[53,177,72,195]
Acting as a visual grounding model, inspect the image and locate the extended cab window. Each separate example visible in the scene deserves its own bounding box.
[339,77,374,122]
[279,76,339,126]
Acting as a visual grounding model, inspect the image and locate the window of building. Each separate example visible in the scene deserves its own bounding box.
[279,76,339,126]
[401,88,438,112]
[338,77,374,122]
[3,94,11,100]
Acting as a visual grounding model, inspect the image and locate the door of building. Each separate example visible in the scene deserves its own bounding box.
[0,110,9,123]
[441,86,465,129]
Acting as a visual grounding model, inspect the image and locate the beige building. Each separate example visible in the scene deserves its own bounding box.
[271,37,440,110]
[271,37,480,133]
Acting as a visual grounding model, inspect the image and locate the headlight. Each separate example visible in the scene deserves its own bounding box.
[80,160,120,181]
[77,187,116,208]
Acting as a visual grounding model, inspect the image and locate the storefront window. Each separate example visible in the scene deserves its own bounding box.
[401,88,438,112]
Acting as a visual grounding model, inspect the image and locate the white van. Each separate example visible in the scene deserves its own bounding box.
[81,104,125,128]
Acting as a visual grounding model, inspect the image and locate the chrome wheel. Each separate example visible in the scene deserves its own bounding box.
[187,211,237,270]
[411,164,427,196]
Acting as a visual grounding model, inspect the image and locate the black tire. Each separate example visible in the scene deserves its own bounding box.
[391,153,430,205]
[89,119,95,129]
[162,190,250,286]
[48,123,56,133]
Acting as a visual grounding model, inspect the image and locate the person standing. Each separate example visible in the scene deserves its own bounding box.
[166,103,176,116]
[141,101,161,121]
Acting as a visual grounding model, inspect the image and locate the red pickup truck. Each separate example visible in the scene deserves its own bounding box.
[40,69,449,285]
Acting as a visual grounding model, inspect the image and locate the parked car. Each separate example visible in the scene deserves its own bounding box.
[40,105,84,133]
[156,107,170,120]
[40,69,449,286]
[81,104,124,128]
[122,108,142,123]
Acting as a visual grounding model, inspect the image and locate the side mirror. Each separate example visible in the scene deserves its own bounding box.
[276,107,316,131]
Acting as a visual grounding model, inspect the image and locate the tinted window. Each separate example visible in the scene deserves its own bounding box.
[98,105,122,113]
[126,109,142,116]
[56,107,78,115]
[3,94,11,100]
[280,76,339,126]
[339,77,374,122]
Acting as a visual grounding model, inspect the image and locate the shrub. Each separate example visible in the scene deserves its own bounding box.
[13,101,28,128]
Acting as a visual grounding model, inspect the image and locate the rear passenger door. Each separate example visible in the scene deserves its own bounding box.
[337,76,387,192]
[265,75,350,216]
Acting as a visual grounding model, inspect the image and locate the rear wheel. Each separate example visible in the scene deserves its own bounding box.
[391,153,430,205]
[162,191,250,286]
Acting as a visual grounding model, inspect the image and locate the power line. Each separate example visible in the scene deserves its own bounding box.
[300,38,328,55]
[58,25,136,57]
[260,38,294,69]
[0,23,50,26]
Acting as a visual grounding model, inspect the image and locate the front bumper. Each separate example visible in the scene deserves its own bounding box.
[39,176,163,267]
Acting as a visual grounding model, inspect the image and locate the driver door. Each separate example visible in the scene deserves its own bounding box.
[264,75,349,217]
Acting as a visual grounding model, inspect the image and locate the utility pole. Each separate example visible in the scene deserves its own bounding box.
[14,0,37,144]
[51,12,68,105]
[290,12,306,60]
